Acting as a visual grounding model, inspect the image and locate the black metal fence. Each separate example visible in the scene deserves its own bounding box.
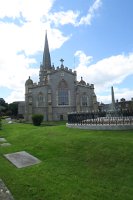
[68,111,133,125]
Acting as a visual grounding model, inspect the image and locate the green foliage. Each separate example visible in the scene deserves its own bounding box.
[0,98,19,117]
[8,102,18,117]
[0,98,7,107]
[0,98,8,110]
[0,117,1,130]
[32,114,43,126]
[0,98,8,116]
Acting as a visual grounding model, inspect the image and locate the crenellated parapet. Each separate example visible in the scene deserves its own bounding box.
[54,65,76,75]
[76,77,95,89]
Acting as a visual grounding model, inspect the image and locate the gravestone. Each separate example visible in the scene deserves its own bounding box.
[0,138,7,142]
[4,151,41,168]
[0,179,15,200]
[0,143,11,147]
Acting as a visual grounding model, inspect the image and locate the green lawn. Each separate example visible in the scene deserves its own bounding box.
[0,122,133,200]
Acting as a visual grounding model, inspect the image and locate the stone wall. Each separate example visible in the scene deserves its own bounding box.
[66,123,133,130]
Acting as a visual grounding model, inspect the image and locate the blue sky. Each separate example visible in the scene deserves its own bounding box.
[0,0,133,103]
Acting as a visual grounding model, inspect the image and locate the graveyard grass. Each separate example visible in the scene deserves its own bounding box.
[0,122,133,200]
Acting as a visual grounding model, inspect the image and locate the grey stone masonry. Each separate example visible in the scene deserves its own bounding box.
[66,123,133,130]
[0,179,15,200]
[23,32,98,121]
[4,151,41,168]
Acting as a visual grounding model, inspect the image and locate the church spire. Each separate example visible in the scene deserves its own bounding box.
[42,31,51,69]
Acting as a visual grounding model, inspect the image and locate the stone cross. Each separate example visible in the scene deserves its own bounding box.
[60,58,64,65]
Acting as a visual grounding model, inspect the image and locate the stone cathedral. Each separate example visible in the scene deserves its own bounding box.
[25,32,98,121]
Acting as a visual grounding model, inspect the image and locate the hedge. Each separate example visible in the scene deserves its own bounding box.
[32,114,43,126]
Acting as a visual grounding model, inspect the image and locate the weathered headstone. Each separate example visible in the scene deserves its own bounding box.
[0,138,7,142]
[4,151,41,168]
[0,143,11,147]
[8,121,13,124]
[0,179,15,200]
[6,118,11,121]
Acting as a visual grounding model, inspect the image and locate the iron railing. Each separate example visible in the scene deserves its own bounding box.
[68,112,133,125]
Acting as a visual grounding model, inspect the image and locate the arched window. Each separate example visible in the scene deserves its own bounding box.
[38,92,44,106]
[82,94,88,106]
[58,80,69,105]
[38,93,43,102]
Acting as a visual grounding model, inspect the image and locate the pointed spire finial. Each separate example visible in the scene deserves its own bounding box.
[42,31,51,69]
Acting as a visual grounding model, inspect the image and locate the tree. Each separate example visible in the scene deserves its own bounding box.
[0,98,8,116]
[8,102,18,117]
[0,117,2,130]
[0,98,6,105]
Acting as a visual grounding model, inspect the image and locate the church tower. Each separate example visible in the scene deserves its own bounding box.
[39,31,52,83]
[23,31,98,122]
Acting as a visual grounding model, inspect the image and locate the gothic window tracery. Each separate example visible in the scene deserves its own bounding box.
[38,92,44,106]
[58,80,69,105]
[82,94,88,106]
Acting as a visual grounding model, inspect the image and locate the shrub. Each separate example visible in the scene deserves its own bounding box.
[32,114,43,126]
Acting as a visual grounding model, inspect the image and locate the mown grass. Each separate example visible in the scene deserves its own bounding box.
[0,122,133,200]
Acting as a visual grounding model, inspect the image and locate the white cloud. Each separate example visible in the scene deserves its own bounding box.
[0,0,72,55]
[0,0,105,104]
[0,0,102,57]
[0,0,55,20]
[75,50,93,65]
[0,51,38,103]
[46,0,102,27]
[0,51,38,88]
[75,51,133,103]
[78,0,102,26]
[0,20,69,56]
[0,0,102,27]
[47,29,71,51]
[6,89,25,103]
[0,0,71,103]
[47,10,80,26]
[0,0,21,18]
[20,0,55,22]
